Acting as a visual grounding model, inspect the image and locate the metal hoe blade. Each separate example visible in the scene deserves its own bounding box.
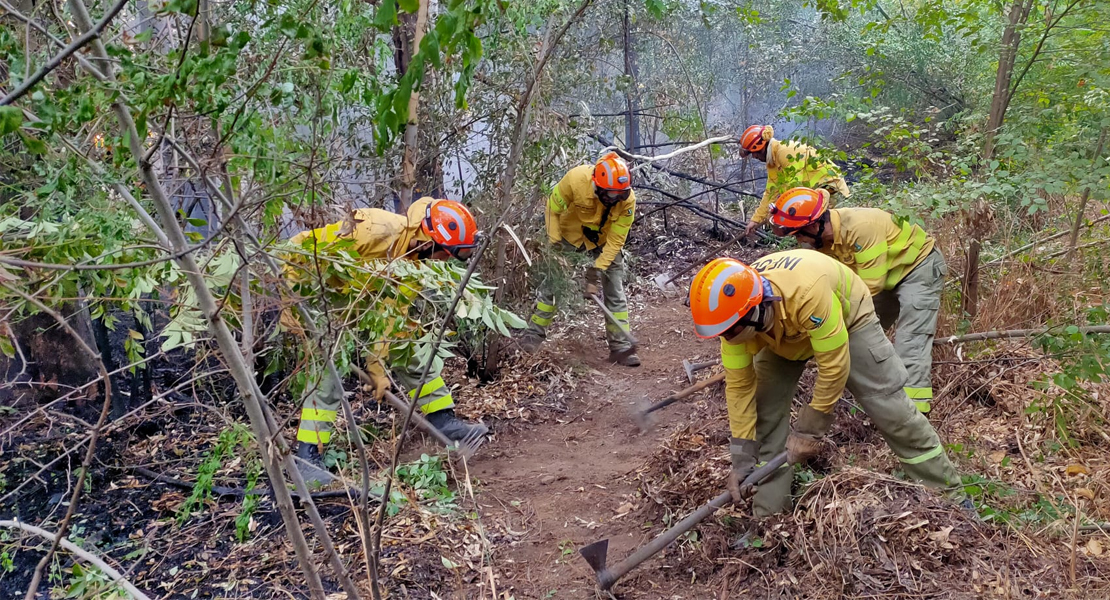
[578,539,617,590]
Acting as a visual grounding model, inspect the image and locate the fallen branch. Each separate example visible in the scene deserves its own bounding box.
[603,135,734,168]
[132,467,381,501]
[935,325,1110,345]
[0,520,153,600]
[982,212,1110,269]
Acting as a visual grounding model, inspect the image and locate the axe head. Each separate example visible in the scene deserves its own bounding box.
[682,359,696,383]
[578,538,609,575]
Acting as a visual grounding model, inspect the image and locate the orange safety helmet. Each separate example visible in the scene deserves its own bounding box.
[768,187,829,230]
[422,199,480,259]
[593,152,632,191]
[739,125,770,153]
[689,257,764,338]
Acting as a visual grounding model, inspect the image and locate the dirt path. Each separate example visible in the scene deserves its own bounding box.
[470,295,723,598]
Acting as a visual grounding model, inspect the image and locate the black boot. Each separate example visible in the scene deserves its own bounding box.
[609,348,641,367]
[425,409,489,442]
[294,441,336,487]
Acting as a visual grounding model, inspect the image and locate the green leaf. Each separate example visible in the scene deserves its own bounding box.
[0,106,22,136]
[0,336,14,359]
[374,0,398,31]
[398,0,419,12]
[500,310,527,329]
[186,217,208,227]
[19,131,47,154]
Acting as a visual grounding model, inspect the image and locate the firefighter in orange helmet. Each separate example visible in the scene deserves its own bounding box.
[287,198,488,484]
[519,152,640,366]
[767,187,944,414]
[688,251,958,516]
[737,124,851,237]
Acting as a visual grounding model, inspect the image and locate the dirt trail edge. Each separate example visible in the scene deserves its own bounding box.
[471,295,720,598]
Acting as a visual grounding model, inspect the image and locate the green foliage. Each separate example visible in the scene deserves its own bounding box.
[59,563,128,600]
[234,457,263,543]
[372,453,457,516]
[177,424,255,525]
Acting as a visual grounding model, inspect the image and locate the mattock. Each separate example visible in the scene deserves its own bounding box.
[682,358,718,383]
[578,452,789,591]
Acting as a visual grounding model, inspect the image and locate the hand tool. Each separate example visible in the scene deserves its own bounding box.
[352,365,485,458]
[579,452,789,591]
[632,372,724,431]
[590,293,639,351]
[682,358,718,383]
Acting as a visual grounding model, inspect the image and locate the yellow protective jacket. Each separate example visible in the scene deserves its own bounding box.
[823,208,936,296]
[289,197,435,261]
[546,165,636,271]
[720,250,875,440]
[750,139,851,224]
[287,198,437,378]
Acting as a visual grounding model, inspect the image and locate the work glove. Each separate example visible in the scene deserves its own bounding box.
[785,405,835,465]
[363,360,390,402]
[583,266,602,299]
[727,438,760,502]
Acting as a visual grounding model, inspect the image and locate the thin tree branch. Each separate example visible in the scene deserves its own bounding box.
[935,325,1110,345]
[0,0,127,105]
[0,520,153,600]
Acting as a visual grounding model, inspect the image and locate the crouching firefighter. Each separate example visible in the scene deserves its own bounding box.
[737,124,851,238]
[519,152,640,366]
[287,198,489,484]
[688,250,959,516]
[768,187,945,413]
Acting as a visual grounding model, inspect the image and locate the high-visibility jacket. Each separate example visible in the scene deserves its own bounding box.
[823,208,936,296]
[721,250,875,440]
[750,140,851,224]
[289,197,435,261]
[546,165,636,271]
[287,198,438,384]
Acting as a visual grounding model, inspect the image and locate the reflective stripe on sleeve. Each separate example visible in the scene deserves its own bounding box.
[548,188,567,212]
[721,339,753,370]
[809,295,848,353]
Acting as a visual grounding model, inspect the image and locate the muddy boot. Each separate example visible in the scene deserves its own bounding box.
[608,348,641,367]
[294,442,337,489]
[426,408,489,442]
[518,331,543,353]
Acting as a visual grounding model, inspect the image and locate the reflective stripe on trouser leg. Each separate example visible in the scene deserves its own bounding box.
[845,318,959,488]
[528,297,556,332]
[297,368,343,444]
[391,350,455,415]
[892,250,945,414]
[751,348,807,517]
[600,250,632,352]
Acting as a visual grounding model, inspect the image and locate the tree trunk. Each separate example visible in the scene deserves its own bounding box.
[395,0,430,211]
[1068,126,1108,256]
[981,0,1033,163]
[0,303,101,407]
[622,0,639,154]
[965,0,1033,317]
